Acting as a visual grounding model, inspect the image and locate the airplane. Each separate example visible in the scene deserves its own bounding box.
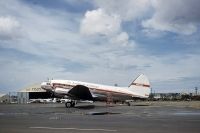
[41,74,151,108]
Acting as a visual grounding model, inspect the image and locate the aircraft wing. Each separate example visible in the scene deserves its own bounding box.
[67,85,93,100]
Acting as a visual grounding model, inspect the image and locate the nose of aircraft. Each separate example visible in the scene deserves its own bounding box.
[41,82,52,91]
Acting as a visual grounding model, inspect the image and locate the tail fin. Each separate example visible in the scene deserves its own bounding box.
[128,74,151,98]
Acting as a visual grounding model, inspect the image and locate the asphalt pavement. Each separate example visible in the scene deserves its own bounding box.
[0,102,200,133]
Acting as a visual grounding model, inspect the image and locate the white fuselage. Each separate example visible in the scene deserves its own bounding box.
[42,79,144,102]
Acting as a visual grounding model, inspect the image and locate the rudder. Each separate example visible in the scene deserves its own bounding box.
[128,74,151,98]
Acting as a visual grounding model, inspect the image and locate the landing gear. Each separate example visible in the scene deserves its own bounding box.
[65,100,76,108]
[126,102,131,106]
[124,100,132,106]
[125,100,134,106]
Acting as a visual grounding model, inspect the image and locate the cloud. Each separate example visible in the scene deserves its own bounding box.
[0,56,70,92]
[80,8,134,47]
[0,0,83,56]
[85,0,151,46]
[0,0,199,94]
[80,8,121,36]
[92,0,200,36]
[110,32,133,46]
[94,0,151,21]
[142,0,200,35]
[0,16,21,40]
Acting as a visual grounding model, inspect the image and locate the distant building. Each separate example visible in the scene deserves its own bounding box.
[0,93,9,103]
[150,92,200,101]
[150,93,182,101]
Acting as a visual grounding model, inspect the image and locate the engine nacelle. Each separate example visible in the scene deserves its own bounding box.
[54,87,70,94]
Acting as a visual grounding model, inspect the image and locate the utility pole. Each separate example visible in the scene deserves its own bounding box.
[195,87,198,95]
[150,88,154,99]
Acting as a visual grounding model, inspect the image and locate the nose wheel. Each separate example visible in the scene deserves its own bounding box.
[65,100,76,108]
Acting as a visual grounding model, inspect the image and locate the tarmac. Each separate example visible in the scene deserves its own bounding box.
[0,101,200,133]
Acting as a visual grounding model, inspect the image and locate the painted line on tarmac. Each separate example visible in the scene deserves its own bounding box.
[30,126,117,132]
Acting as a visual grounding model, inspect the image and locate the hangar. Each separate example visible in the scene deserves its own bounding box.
[17,83,52,104]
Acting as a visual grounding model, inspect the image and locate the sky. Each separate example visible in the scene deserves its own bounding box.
[0,0,200,93]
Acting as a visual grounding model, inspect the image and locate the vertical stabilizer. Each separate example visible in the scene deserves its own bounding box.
[128,74,151,98]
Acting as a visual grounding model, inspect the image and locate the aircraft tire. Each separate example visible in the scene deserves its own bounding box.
[65,102,71,108]
[65,101,76,108]
[71,101,75,107]
[127,102,131,106]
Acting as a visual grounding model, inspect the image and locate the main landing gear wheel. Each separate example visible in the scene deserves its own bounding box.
[127,102,131,106]
[65,101,76,108]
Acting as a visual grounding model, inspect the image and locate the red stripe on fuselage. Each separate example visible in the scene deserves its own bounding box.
[131,83,150,87]
[51,83,141,97]
[94,88,134,97]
